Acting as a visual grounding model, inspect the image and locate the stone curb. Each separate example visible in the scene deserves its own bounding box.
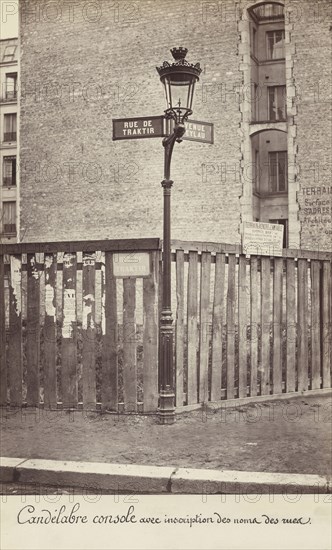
[0,457,331,494]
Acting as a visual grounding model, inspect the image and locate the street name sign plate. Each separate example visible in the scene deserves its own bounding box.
[242,221,284,256]
[113,252,151,278]
[183,120,214,144]
[113,116,166,140]
[166,118,214,144]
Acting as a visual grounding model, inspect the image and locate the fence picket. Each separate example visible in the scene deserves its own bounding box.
[44,253,57,408]
[311,261,321,390]
[322,261,331,388]
[8,255,22,406]
[211,253,225,402]
[0,255,6,405]
[175,250,184,407]
[286,259,296,392]
[102,252,118,410]
[226,255,236,398]
[39,253,45,328]
[61,252,78,407]
[238,255,247,398]
[143,251,159,411]
[273,257,283,394]
[82,252,96,408]
[261,257,270,395]
[158,252,163,390]
[297,259,308,391]
[123,278,137,411]
[187,251,198,404]
[199,251,211,403]
[26,253,40,406]
[250,257,258,397]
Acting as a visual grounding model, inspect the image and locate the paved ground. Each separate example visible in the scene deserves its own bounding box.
[1,394,331,480]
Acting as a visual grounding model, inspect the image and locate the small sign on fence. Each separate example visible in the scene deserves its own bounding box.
[242,221,284,256]
[113,252,151,278]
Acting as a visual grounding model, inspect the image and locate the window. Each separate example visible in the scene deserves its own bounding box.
[266,30,285,59]
[269,219,288,248]
[268,86,286,121]
[252,82,258,121]
[2,45,17,62]
[1,201,16,235]
[269,151,288,192]
[253,150,260,191]
[3,113,17,142]
[3,156,16,187]
[5,73,17,100]
[251,27,257,57]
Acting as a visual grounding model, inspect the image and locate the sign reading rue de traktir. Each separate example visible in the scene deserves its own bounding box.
[112,116,213,144]
[112,116,165,140]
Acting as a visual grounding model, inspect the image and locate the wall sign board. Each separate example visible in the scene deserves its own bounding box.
[242,221,284,256]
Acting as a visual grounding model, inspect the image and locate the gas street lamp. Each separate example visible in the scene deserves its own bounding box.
[156,48,202,424]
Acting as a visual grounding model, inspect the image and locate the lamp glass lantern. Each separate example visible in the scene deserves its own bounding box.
[157,47,202,124]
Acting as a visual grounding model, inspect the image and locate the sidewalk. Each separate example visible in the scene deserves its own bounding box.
[1,457,331,494]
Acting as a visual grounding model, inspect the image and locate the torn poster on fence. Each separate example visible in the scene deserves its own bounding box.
[10,256,22,316]
[62,289,76,338]
[82,293,95,330]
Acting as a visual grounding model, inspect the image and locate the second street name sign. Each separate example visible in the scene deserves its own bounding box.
[113,116,165,140]
[167,119,214,144]
[183,120,213,144]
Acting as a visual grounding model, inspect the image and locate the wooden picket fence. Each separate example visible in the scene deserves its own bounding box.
[171,240,332,409]
[0,237,331,413]
[0,239,160,412]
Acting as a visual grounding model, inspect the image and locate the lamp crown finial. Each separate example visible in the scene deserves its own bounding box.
[170,47,188,61]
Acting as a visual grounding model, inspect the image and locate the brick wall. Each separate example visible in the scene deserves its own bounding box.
[19,0,332,250]
[19,0,242,244]
[290,0,332,251]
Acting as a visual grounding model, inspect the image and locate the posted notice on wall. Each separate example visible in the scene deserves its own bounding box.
[242,221,284,256]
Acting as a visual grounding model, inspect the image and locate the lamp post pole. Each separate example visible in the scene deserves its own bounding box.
[156,48,201,425]
[159,123,185,425]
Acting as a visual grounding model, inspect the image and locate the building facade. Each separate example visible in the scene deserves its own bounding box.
[18,0,332,250]
[0,38,19,243]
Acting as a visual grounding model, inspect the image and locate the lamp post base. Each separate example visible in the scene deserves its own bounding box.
[158,388,176,424]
